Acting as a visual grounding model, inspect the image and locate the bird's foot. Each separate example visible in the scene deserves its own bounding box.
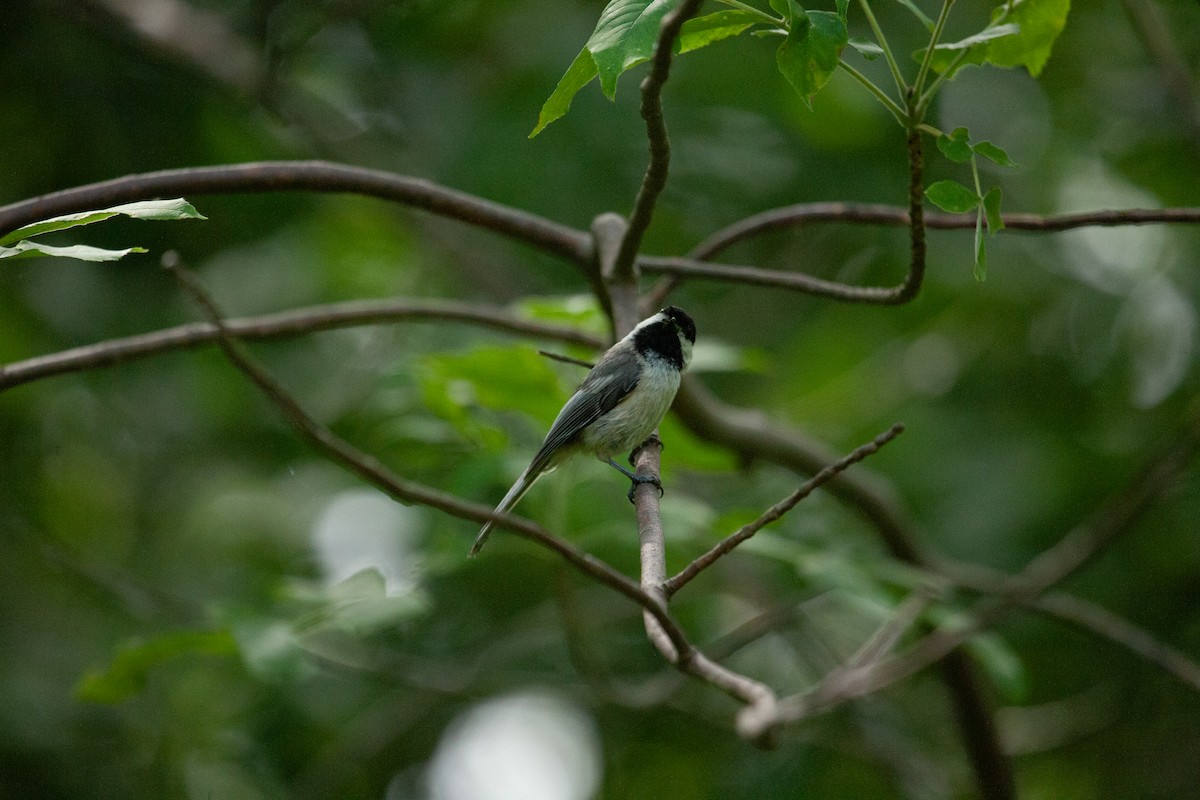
[626,473,664,504]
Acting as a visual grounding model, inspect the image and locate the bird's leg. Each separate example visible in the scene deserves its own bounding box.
[604,458,664,504]
[609,434,667,503]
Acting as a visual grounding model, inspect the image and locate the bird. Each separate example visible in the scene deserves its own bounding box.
[470,306,697,556]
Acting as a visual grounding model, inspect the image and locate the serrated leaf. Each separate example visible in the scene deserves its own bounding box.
[937,127,974,163]
[0,198,205,245]
[848,37,883,60]
[983,185,1005,234]
[678,9,763,54]
[0,241,148,262]
[924,180,979,213]
[972,140,1017,167]
[531,48,600,137]
[776,5,848,108]
[589,0,680,99]
[986,0,1070,77]
[75,630,237,704]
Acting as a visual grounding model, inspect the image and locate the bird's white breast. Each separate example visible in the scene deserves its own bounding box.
[580,354,681,460]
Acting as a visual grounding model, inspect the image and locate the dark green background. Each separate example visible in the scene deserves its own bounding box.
[1,1,1198,798]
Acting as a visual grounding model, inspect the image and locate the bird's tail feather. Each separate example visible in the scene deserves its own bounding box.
[469,470,538,556]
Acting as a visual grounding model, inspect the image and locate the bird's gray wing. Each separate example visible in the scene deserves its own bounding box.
[526,347,639,476]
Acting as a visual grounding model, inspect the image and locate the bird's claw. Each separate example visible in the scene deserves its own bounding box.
[627,473,664,504]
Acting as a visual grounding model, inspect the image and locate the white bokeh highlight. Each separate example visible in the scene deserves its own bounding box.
[311,489,421,594]
[426,692,602,800]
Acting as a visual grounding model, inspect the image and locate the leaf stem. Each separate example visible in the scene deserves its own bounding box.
[838,61,906,124]
[912,0,955,104]
[856,0,909,99]
[715,0,783,26]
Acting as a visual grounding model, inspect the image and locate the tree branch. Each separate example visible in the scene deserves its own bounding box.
[0,297,603,392]
[1033,593,1200,693]
[156,254,788,743]
[670,375,1014,796]
[155,256,692,638]
[0,162,592,265]
[610,0,705,282]
[690,202,1200,259]
[664,424,905,597]
[777,397,1200,727]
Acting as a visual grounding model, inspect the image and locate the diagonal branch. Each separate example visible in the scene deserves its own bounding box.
[161,253,787,741]
[670,375,1012,797]
[664,423,905,597]
[1031,592,1200,692]
[776,397,1200,726]
[157,256,682,637]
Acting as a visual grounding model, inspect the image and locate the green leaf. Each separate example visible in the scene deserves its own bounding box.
[76,630,237,704]
[531,48,600,137]
[847,37,884,60]
[924,180,979,213]
[983,185,1005,234]
[534,0,763,136]
[972,139,1018,167]
[589,0,680,99]
[421,345,568,439]
[914,23,1020,77]
[776,4,848,108]
[678,9,763,54]
[937,127,974,163]
[0,241,148,262]
[974,212,987,281]
[0,198,205,246]
[986,0,1070,77]
[835,0,849,22]
[941,23,1022,51]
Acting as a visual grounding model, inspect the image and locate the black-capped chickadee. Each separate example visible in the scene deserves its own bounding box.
[470,306,697,556]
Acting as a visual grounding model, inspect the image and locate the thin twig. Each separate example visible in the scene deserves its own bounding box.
[537,350,594,369]
[672,377,923,562]
[846,589,934,671]
[665,423,905,597]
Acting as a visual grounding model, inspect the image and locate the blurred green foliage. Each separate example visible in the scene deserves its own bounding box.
[2,1,1199,799]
